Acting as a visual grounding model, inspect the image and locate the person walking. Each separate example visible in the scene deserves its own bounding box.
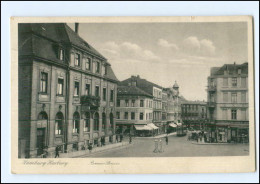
[116,134,119,143]
[88,143,93,154]
[129,134,132,144]
[55,146,60,158]
[165,135,168,145]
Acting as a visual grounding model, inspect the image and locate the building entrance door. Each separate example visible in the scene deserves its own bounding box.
[36,128,45,156]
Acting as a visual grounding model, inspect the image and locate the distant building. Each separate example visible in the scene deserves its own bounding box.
[120,75,165,134]
[181,101,207,130]
[115,85,155,136]
[18,23,118,158]
[207,62,249,143]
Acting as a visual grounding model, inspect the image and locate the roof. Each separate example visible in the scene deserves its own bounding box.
[117,85,153,98]
[18,23,118,82]
[120,75,163,95]
[64,24,106,60]
[210,62,248,76]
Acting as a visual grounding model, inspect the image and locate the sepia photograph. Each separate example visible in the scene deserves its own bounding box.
[10,16,256,174]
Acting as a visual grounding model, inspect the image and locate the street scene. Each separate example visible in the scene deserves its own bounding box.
[18,22,250,158]
[78,133,249,158]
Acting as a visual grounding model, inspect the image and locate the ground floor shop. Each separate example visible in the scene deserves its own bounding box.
[204,122,249,143]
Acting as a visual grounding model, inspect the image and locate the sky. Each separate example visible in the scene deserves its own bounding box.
[68,22,248,101]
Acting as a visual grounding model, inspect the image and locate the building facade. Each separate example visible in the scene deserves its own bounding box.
[120,75,165,134]
[207,62,249,143]
[18,23,118,158]
[181,101,207,130]
[115,85,155,136]
[164,81,186,132]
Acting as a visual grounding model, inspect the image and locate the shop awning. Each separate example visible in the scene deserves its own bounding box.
[134,125,153,131]
[147,123,159,129]
[169,123,177,128]
[176,123,182,126]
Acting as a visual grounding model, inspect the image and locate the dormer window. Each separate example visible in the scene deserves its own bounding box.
[75,53,80,66]
[59,48,64,61]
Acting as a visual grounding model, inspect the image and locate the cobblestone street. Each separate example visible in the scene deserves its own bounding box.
[80,134,249,157]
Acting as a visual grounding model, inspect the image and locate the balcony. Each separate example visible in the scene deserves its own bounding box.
[80,95,100,109]
[207,102,216,108]
[207,85,216,92]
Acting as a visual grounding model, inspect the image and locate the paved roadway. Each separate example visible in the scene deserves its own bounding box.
[80,134,249,157]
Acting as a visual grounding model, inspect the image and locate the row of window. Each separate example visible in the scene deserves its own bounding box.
[40,72,114,101]
[52,112,114,135]
[116,112,153,120]
[209,77,247,88]
[222,109,247,120]
[117,99,148,107]
[73,53,107,75]
[58,49,107,75]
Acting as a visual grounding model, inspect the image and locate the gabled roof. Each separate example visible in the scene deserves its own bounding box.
[120,76,163,95]
[117,85,153,98]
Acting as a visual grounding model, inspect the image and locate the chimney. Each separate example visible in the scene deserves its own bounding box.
[75,23,79,34]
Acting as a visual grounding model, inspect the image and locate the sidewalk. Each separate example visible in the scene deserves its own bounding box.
[56,142,129,158]
[135,132,177,139]
[191,142,249,145]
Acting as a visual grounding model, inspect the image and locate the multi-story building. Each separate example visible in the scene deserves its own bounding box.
[207,62,249,143]
[120,75,165,134]
[115,85,155,136]
[164,81,186,132]
[18,23,118,158]
[181,101,207,130]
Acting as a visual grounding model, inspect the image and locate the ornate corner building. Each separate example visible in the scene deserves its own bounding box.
[18,23,118,158]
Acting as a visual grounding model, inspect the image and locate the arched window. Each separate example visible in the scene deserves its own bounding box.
[110,113,114,131]
[73,112,80,133]
[84,112,90,132]
[102,113,106,131]
[94,112,99,131]
[38,111,48,120]
[55,112,63,135]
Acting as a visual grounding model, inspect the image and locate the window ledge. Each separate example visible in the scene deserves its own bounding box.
[72,133,79,136]
[38,92,48,95]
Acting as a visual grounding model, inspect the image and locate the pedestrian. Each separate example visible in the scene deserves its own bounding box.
[120,134,123,142]
[129,135,132,144]
[88,143,93,154]
[116,134,118,143]
[165,135,168,145]
[55,146,59,158]
[159,139,163,153]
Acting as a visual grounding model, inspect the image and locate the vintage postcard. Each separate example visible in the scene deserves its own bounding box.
[11,16,255,174]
